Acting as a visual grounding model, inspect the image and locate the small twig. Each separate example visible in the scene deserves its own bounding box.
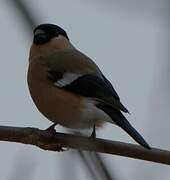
[0,125,169,165]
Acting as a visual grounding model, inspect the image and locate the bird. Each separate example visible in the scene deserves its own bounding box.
[27,23,150,149]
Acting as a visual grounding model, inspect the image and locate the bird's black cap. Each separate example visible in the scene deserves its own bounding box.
[33,24,69,45]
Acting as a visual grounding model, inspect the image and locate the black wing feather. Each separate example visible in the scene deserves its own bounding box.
[62,74,128,113]
[64,74,118,98]
[47,71,128,112]
[101,74,120,100]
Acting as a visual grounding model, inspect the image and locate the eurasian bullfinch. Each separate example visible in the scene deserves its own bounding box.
[27,24,150,149]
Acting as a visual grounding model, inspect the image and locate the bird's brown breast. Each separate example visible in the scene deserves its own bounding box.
[27,60,84,128]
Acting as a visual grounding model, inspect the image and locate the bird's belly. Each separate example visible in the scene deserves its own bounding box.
[28,80,109,129]
[73,99,111,129]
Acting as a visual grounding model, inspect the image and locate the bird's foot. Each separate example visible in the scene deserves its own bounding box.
[45,123,57,135]
[45,123,68,151]
[90,125,96,139]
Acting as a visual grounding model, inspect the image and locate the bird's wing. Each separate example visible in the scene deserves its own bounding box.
[47,70,128,113]
[42,49,128,112]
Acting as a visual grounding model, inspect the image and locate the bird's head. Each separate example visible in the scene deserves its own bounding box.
[33,24,69,45]
[30,24,73,59]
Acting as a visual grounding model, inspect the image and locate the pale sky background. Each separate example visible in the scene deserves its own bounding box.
[0,0,170,180]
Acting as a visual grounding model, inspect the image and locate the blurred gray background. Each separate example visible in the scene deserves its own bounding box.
[0,0,169,179]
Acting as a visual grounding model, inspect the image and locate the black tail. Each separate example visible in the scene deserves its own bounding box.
[97,105,151,149]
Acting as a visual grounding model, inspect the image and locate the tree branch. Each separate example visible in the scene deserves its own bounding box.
[0,125,169,165]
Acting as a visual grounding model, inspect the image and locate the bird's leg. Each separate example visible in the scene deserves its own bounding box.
[45,122,58,134]
[45,123,67,151]
[90,124,96,138]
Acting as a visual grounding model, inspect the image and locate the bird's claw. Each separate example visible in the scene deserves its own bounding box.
[90,125,96,139]
[45,123,57,135]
